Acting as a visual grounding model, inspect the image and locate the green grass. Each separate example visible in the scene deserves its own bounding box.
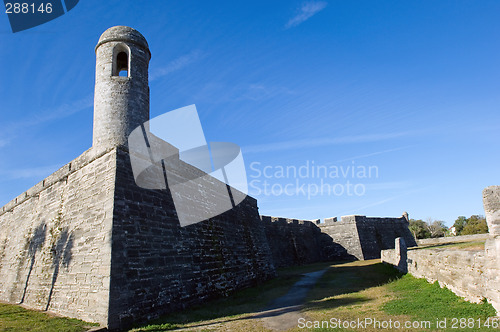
[0,302,98,332]
[381,275,499,331]
[382,274,497,331]
[305,261,402,311]
[418,241,486,250]
[296,261,498,332]
[299,260,409,332]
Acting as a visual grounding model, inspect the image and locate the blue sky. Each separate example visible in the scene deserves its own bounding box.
[1,1,499,226]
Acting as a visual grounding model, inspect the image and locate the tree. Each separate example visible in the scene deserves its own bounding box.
[425,218,447,238]
[453,216,467,235]
[409,219,431,239]
[461,215,488,235]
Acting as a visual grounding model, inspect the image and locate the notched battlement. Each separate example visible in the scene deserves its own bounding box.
[260,215,319,227]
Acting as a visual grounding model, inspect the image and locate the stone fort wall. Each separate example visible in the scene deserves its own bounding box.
[0,144,418,330]
[381,186,500,314]
[108,148,276,328]
[0,146,277,329]
[0,140,418,330]
[261,214,417,266]
[320,215,418,260]
[260,216,351,267]
[382,237,500,313]
[0,147,115,326]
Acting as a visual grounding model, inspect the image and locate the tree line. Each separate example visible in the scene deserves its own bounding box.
[409,215,488,239]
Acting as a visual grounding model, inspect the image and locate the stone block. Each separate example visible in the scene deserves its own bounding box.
[483,186,500,236]
[44,163,71,188]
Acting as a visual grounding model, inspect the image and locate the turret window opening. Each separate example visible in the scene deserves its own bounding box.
[117,52,128,76]
[112,44,130,77]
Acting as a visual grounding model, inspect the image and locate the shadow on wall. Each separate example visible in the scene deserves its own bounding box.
[46,228,74,311]
[11,221,74,310]
[317,232,357,262]
[261,216,356,268]
[19,222,47,304]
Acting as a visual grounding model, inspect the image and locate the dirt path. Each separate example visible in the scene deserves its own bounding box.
[254,268,328,331]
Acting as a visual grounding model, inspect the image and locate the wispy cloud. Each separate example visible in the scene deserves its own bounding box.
[333,146,414,163]
[365,181,413,191]
[27,95,93,126]
[150,50,204,81]
[243,132,412,154]
[0,164,61,180]
[337,187,430,216]
[0,95,93,148]
[285,1,327,29]
[340,196,400,216]
[194,82,294,105]
[239,84,294,101]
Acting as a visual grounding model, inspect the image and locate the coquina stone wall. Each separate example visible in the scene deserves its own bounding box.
[260,216,351,267]
[0,147,116,326]
[0,146,277,330]
[0,140,418,330]
[108,148,276,329]
[318,217,363,259]
[382,237,500,312]
[318,214,417,260]
[261,213,417,265]
[381,185,500,313]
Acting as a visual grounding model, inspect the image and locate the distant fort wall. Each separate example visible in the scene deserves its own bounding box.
[261,213,417,266]
[318,214,417,260]
[416,233,490,246]
[260,216,351,268]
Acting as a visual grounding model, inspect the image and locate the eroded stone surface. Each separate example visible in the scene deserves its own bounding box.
[483,186,500,236]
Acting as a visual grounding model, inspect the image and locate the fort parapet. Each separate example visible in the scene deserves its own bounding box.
[260,214,417,265]
[318,214,417,260]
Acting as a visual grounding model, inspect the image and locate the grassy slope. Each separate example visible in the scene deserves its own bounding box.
[417,241,486,250]
[0,303,97,332]
[383,275,496,331]
[303,260,496,331]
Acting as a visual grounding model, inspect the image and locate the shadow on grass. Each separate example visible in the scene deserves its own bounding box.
[307,295,372,311]
[304,260,403,311]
